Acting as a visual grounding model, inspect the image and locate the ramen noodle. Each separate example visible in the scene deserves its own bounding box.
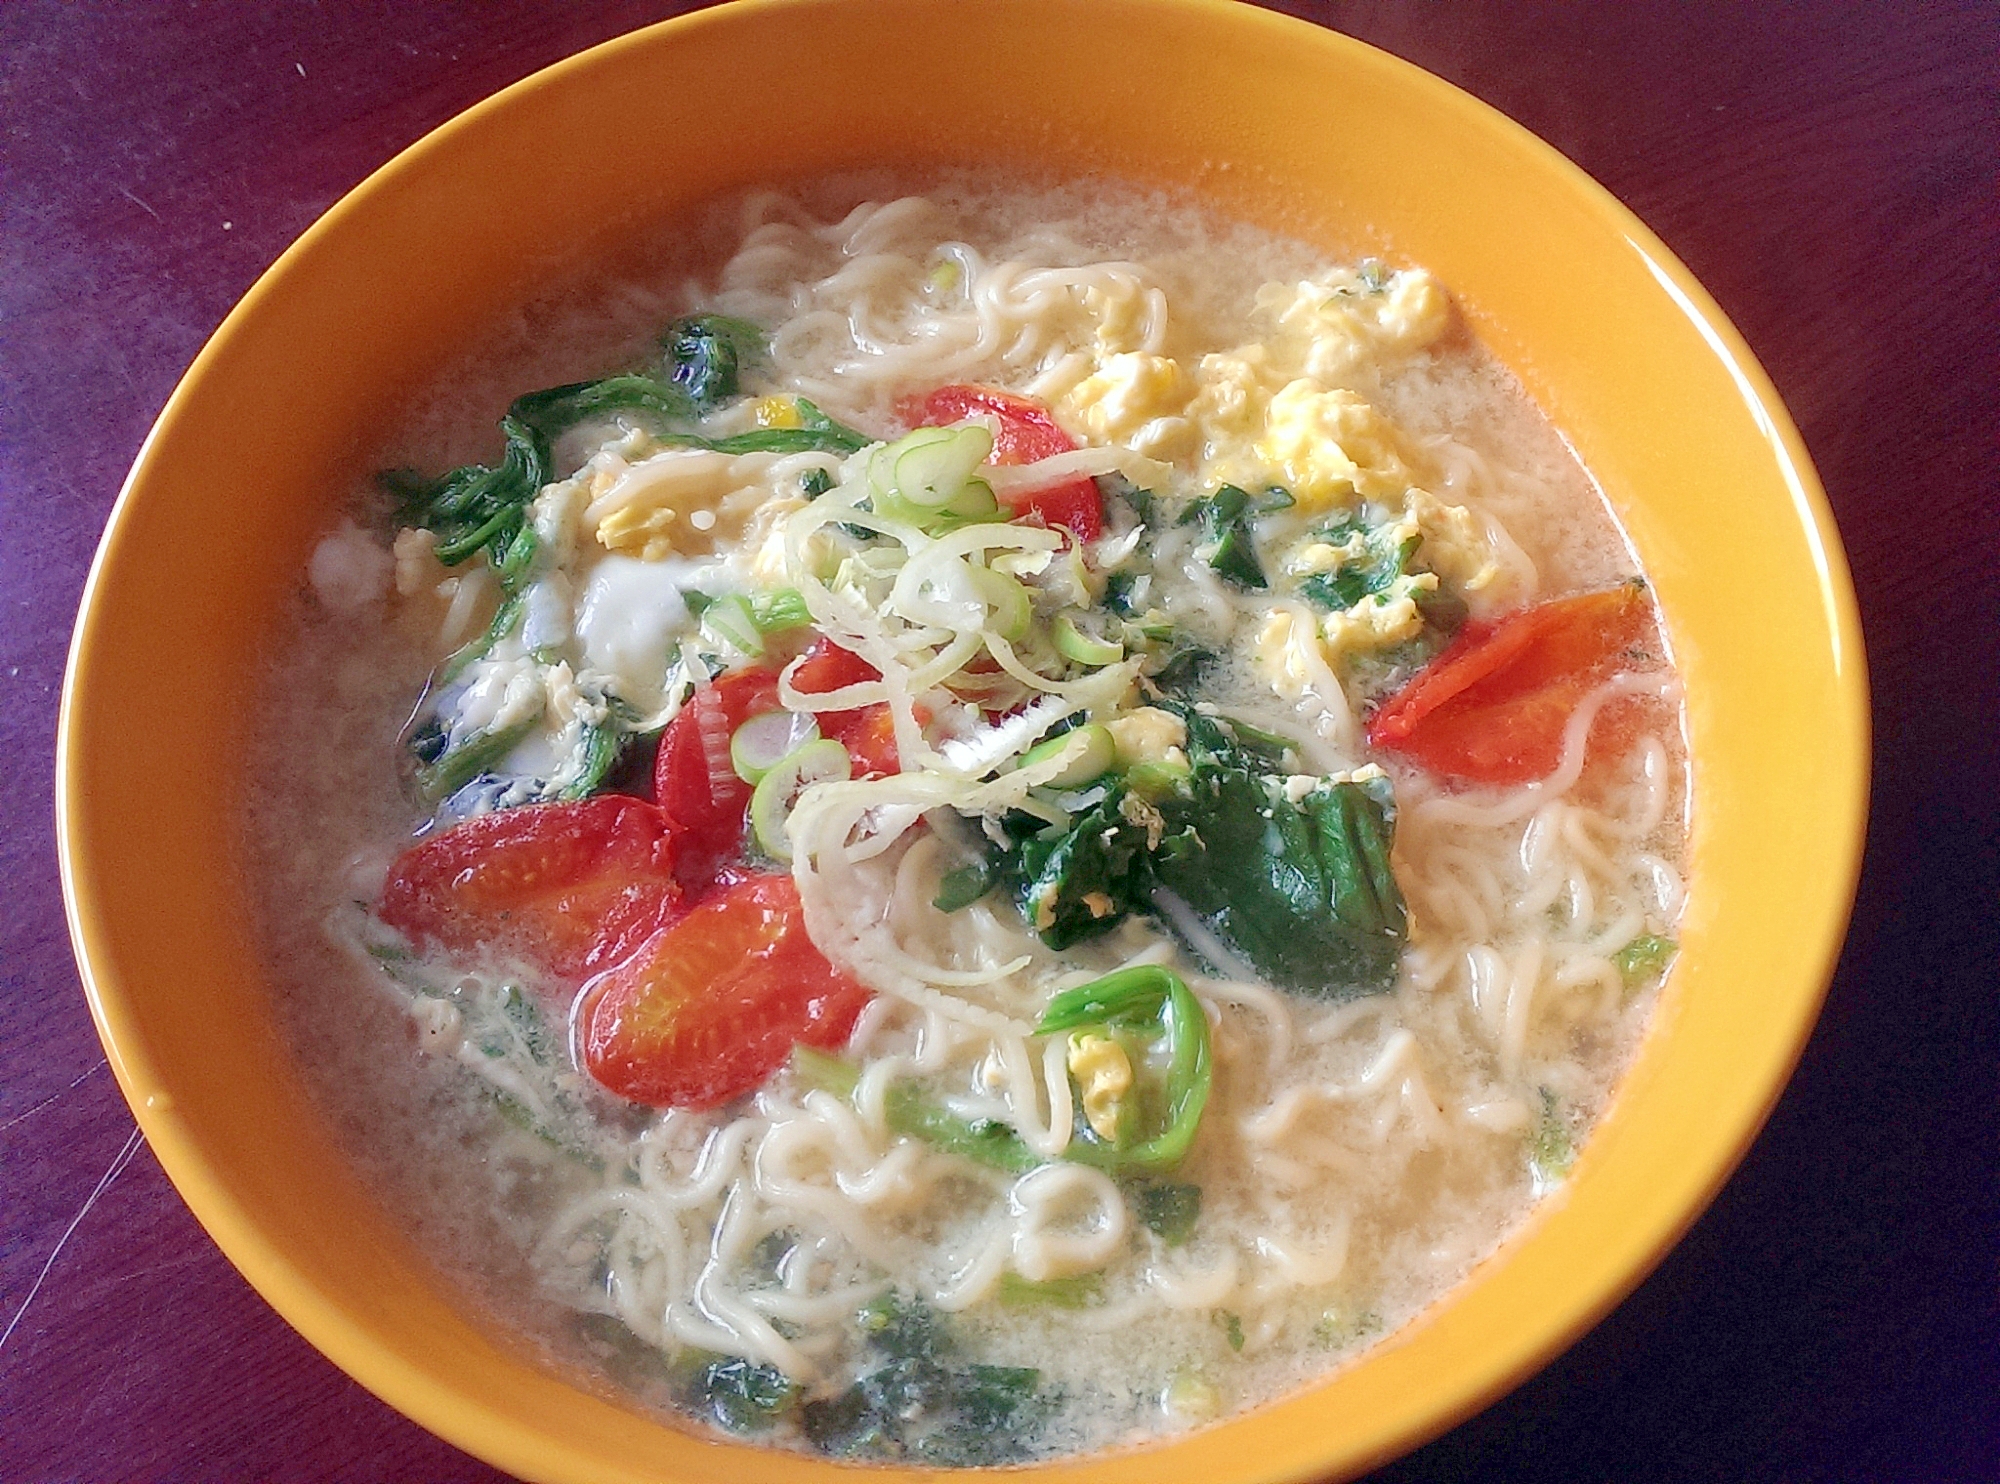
[254,183,1685,1464]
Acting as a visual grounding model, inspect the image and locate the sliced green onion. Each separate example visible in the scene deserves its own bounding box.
[751,587,811,634]
[893,424,993,508]
[700,593,763,658]
[943,476,1000,521]
[967,563,1032,641]
[730,710,821,784]
[1124,758,1192,800]
[750,738,852,861]
[1020,724,1116,788]
[1053,613,1124,667]
[868,426,1002,532]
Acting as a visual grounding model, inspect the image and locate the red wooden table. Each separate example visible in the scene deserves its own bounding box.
[3,4,1994,1480]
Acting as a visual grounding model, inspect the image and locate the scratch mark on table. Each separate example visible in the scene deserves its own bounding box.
[0,1124,147,1357]
[116,186,161,221]
[0,1058,106,1133]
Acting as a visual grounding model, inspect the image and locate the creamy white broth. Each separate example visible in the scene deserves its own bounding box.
[247,181,1684,1463]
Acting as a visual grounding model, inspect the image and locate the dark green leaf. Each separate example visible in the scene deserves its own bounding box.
[801,1294,1051,1465]
[685,1353,795,1434]
[1180,484,1267,589]
[1133,1181,1202,1245]
[932,862,995,913]
[1297,517,1421,613]
[553,720,629,801]
[1148,639,1216,694]
[1150,706,1406,996]
[1001,786,1155,950]
[662,314,766,410]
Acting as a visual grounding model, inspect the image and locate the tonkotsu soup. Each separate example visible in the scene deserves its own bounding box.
[252,181,1686,1465]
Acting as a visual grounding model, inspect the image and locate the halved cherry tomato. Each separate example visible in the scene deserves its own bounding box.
[378,795,683,982]
[830,705,903,778]
[1366,585,1654,784]
[578,873,871,1109]
[912,384,1104,540]
[789,636,878,734]
[789,636,914,778]
[652,666,781,879]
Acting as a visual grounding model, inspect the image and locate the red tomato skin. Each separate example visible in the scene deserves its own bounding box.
[790,637,879,735]
[652,667,781,879]
[791,637,911,777]
[1366,586,1653,784]
[578,874,871,1109]
[1006,480,1104,542]
[827,704,903,778]
[911,384,1104,540]
[378,795,684,982]
[913,385,1077,462]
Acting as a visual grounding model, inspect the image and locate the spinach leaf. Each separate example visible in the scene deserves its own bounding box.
[1098,472,1156,525]
[384,328,865,590]
[552,716,630,801]
[511,374,698,433]
[662,314,765,410]
[682,1353,796,1434]
[1298,515,1421,613]
[1529,1087,1574,1185]
[932,861,995,913]
[800,1293,1052,1466]
[1150,707,1406,996]
[792,1048,1040,1173]
[1179,484,1268,589]
[696,397,870,456]
[883,1083,1041,1173]
[380,411,550,588]
[413,716,538,804]
[996,785,1156,951]
[1133,1181,1202,1245]
[1147,636,1216,695]
[998,1273,1103,1309]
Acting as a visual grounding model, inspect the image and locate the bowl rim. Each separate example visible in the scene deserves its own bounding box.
[57,1,1869,1480]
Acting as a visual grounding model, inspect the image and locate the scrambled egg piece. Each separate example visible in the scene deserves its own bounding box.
[1083,274,1160,356]
[1254,268,1450,383]
[1066,1032,1134,1143]
[1257,381,1414,508]
[1058,352,1196,459]
[1186,347,1276,439]
[1106,705,1188,769]
[1318,577,1433,662]
[750,395,803,429]
[1283,503,1417,579]
[1407,488,1504,598]
[587,448,780,560]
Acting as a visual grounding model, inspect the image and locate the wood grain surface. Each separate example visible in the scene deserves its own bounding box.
[3,3,1994,1481]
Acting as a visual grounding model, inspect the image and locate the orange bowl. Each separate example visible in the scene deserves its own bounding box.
[58,2,1867,1480]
